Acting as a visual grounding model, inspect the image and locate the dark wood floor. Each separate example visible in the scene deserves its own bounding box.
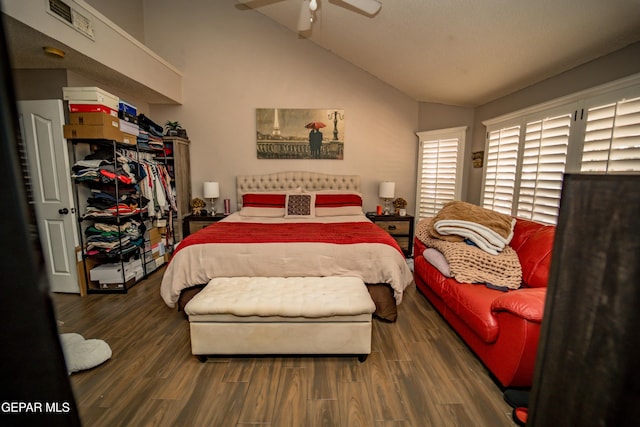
[52,268,516,427]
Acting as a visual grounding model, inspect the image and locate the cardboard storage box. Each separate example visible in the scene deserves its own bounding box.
[90,259,142,284]
[122,132,137,145]
[119,119,139,136]
[145,259,157,274]
[69,103,118,117]
[91,265,136,284]
[149,227,162,244]
[132,264,144,282]
[66,112,135,144]
[63,86,119,110]
[69,112,119,127]
[152,242,166,258]
[118,100,137,116]
[99,278,135,290]
[64,124,126,143]
[144,251,154,263]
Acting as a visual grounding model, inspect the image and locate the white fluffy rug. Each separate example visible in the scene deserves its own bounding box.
[59,333,112,374]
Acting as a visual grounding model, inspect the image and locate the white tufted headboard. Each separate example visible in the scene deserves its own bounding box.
[236,171,361,207]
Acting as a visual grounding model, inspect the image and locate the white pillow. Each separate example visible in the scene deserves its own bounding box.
[423,248,452,277]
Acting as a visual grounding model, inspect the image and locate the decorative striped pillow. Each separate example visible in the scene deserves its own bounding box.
[315,192,363,216]
[239,193,286,217]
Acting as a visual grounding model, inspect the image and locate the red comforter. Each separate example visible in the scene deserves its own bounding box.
[174,221,405,256]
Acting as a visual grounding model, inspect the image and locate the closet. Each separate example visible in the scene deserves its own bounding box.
[159,136,191,241]
[71,139,174,293]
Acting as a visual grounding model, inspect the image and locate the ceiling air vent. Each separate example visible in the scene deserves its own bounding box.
[47,0,95,41]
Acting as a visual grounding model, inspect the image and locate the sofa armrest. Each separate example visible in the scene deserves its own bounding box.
[491,287,546,323]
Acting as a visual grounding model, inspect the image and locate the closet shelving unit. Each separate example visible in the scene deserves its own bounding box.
[155,136,191,243]
[71,138,171,293]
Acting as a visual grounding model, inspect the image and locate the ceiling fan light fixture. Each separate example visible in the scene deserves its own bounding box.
[297,0,312,31]
[341,0,382,15]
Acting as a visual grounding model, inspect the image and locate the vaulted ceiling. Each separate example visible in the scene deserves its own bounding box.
[236,0,640,106]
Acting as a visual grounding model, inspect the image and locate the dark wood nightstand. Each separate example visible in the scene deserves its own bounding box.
[367,213,415,257]
[182,213,226,237]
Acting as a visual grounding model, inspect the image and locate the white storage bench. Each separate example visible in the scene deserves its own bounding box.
[184,276,376,362]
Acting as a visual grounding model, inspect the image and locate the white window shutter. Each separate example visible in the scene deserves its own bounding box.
[482,76,640,225]
[517,113,571,224]
[415,127,466,219]
[582,96,640,172]
[482,125,520,215]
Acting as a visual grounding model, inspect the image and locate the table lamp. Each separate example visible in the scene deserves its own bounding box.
[203,181,220,215]
[379,181,395,215]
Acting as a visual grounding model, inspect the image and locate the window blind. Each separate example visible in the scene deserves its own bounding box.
[415,127,466,219]
[482,76,640,225]
[582,96,640,172]
[482,125,520,215]
[517,113,571,224]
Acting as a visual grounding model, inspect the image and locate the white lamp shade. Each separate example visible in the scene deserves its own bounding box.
[203,181,220,198]
[379,181,395,198]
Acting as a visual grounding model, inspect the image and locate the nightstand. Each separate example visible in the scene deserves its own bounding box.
[182,213,226,237]
[368,214,415,257]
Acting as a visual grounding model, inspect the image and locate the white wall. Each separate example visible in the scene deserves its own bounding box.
[143,1,418,213]
[417,103,475,201]
[84,0,145,43]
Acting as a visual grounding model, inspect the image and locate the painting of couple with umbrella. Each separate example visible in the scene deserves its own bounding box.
[255,108,345,159]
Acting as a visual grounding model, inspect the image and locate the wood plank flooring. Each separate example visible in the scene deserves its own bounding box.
[52,268,516,426]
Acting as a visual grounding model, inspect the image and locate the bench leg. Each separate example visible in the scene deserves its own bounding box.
[196,355,208,363]
[357,354,368,363]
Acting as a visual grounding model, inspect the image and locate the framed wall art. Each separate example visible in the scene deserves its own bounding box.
[256,108,345,160]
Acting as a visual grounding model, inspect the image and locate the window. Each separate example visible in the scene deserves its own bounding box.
[582,95,640,172]
[483,125,520,215]
[517,113,571,223]
[484,110,571,224]
[415,127,466,219]
[482,75,640,225]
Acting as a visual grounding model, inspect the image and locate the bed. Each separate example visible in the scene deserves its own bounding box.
[160,171,414,321]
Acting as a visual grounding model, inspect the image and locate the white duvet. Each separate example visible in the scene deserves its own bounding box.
[160,213,413,308]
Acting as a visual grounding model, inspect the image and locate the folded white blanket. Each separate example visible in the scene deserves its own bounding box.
[434,218,515,255]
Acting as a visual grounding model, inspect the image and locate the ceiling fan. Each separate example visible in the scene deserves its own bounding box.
[237,0,383,32]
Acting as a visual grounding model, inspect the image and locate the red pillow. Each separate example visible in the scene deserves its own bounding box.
[315,192,363,216]
[239,193,286,217]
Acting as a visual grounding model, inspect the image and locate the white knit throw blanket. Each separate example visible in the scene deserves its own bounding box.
[433,219,515,255]
[417,219,522,289]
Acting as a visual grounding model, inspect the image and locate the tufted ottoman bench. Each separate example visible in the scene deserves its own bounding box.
[184,276,376,362]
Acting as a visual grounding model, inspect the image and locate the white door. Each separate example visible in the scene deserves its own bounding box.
[18,100,79,293]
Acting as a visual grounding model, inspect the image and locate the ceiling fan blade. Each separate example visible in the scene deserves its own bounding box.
[297,0,312,31]
[341,0,381,15]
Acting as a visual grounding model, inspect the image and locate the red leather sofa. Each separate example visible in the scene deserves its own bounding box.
[413,218,555,387]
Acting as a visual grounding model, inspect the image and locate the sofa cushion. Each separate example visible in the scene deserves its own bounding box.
[511,220,555,288]
[439,280,501,343]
